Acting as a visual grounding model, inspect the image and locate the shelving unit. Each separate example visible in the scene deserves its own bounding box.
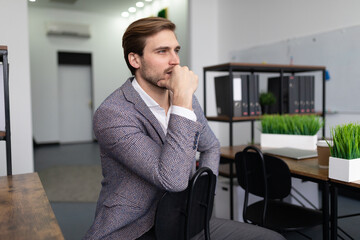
[203,62,327,145]
[0,46,12,176]
[204,62,326,220]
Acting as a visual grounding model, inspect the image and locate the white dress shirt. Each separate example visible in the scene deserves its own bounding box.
[132,78,197,134]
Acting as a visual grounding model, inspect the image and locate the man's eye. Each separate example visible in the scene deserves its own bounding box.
[158,50,166,54]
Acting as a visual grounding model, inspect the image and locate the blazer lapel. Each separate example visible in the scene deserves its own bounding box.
[121,78,166,144]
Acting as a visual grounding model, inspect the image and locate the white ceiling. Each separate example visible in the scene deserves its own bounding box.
[28,0,148,17]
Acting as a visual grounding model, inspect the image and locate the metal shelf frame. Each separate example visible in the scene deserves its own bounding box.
[0,46,12,176]
[203,62,326,220]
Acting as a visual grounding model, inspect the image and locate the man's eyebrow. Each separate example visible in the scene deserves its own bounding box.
[154,46,181,51]
[154,46,170,51]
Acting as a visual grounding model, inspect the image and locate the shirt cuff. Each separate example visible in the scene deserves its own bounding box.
[171,105,197,122]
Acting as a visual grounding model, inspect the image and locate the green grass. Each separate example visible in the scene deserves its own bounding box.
[259,92,276,106]
[261,114,323,136]
[329,123,360,159]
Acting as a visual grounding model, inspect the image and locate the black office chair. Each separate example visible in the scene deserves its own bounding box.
[155,167,286,240]
[234,146,323,239]
[155,167,215,240]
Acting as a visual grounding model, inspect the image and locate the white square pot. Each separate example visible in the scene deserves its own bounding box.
[260,133,317,150]
[329,157,360,182]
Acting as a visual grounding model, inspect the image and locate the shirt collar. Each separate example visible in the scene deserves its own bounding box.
[132,78,159,108]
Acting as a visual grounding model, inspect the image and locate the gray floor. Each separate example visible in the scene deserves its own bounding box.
[34,142,360,240]
[34,142,100,240]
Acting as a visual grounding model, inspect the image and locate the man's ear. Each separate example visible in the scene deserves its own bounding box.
[128,53,140,70]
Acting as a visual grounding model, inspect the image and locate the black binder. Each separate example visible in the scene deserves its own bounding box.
[248,75,256,116]
[240,75,249,116]
[215,75,248,117]
[268,75,299,114]
[305,76,311,113]
[254,75,261,115]
[289,76,299,114]
[267,76,281,114]
[309,76,315,113]
[299,76,306,113]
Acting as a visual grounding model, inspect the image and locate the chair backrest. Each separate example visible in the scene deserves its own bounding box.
[155,167,217,240]
[235,146,291,199]
[235,146,292,224]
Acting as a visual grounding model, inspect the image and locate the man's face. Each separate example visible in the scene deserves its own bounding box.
[137,29,180,88]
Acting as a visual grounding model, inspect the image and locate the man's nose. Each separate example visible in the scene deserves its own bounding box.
[169,51,180,65]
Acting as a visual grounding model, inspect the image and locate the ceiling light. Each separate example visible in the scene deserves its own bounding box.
[128,7,136,13]
[145,0,152,2]
[29,0,36,2]
[121,12,130,17]
[136,2,144,8]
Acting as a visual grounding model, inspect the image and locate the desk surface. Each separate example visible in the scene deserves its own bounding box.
[0,173,64,240]
[220,145,329,181]
[330,178,360,188]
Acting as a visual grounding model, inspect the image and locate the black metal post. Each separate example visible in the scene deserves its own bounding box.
[330,185,338,240]
[1,49,12,176]
[229,66,234,220]
[203,68,207,116]
[322,182,330,240]
[279,69,284,114]
[322,69,326,138]
[229,67,233,147]
[229,161,234,220]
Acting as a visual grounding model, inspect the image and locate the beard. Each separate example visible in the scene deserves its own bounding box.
[138,58,173,90]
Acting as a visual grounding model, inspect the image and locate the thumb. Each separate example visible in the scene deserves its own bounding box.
[157,79,167,88]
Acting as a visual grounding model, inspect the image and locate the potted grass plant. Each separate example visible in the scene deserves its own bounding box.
[259,92,276,114]
[328,123,360,182]
[260,114,323,150]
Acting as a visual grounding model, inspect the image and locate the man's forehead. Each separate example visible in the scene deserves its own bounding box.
[145,30,179,48]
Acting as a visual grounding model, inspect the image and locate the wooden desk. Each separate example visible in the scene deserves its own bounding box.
[220,145,328,180]
[220,145,330,240]
[0,173,64,240]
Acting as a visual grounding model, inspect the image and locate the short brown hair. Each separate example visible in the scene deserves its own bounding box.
[122,17,176,75]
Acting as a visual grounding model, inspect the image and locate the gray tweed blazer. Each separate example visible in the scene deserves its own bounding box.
[83,78,220,240]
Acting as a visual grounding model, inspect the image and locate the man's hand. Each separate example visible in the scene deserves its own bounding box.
[157,65,198,110]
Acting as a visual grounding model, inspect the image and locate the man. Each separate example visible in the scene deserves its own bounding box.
[83,17,220,239]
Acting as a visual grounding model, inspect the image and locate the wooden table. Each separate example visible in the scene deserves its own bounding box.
[0,173,64,240]
[220,145,330,240]
[221,145,329,180]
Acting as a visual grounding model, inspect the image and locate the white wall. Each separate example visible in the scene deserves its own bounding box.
[189,0,221,138]
[0,0,34,175]
[218,0,360,62]
[190,0,360,146]
[29,0,189,144]
[29,8,129,143]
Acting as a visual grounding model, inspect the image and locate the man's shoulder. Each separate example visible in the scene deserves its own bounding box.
[99,79,134,106]
[95,79,134,114]
[100,87,125,107]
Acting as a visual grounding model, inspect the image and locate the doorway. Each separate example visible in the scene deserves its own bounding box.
[58,52,93,144]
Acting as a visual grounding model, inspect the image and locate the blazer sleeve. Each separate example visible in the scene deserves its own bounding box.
[94,102,204,192]
[192,97,220,176]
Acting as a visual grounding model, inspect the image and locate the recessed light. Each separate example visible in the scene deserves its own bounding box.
[136,2,144,8]
[121,12,130,17]
[128,7,136,13]
[29,0,36,2]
